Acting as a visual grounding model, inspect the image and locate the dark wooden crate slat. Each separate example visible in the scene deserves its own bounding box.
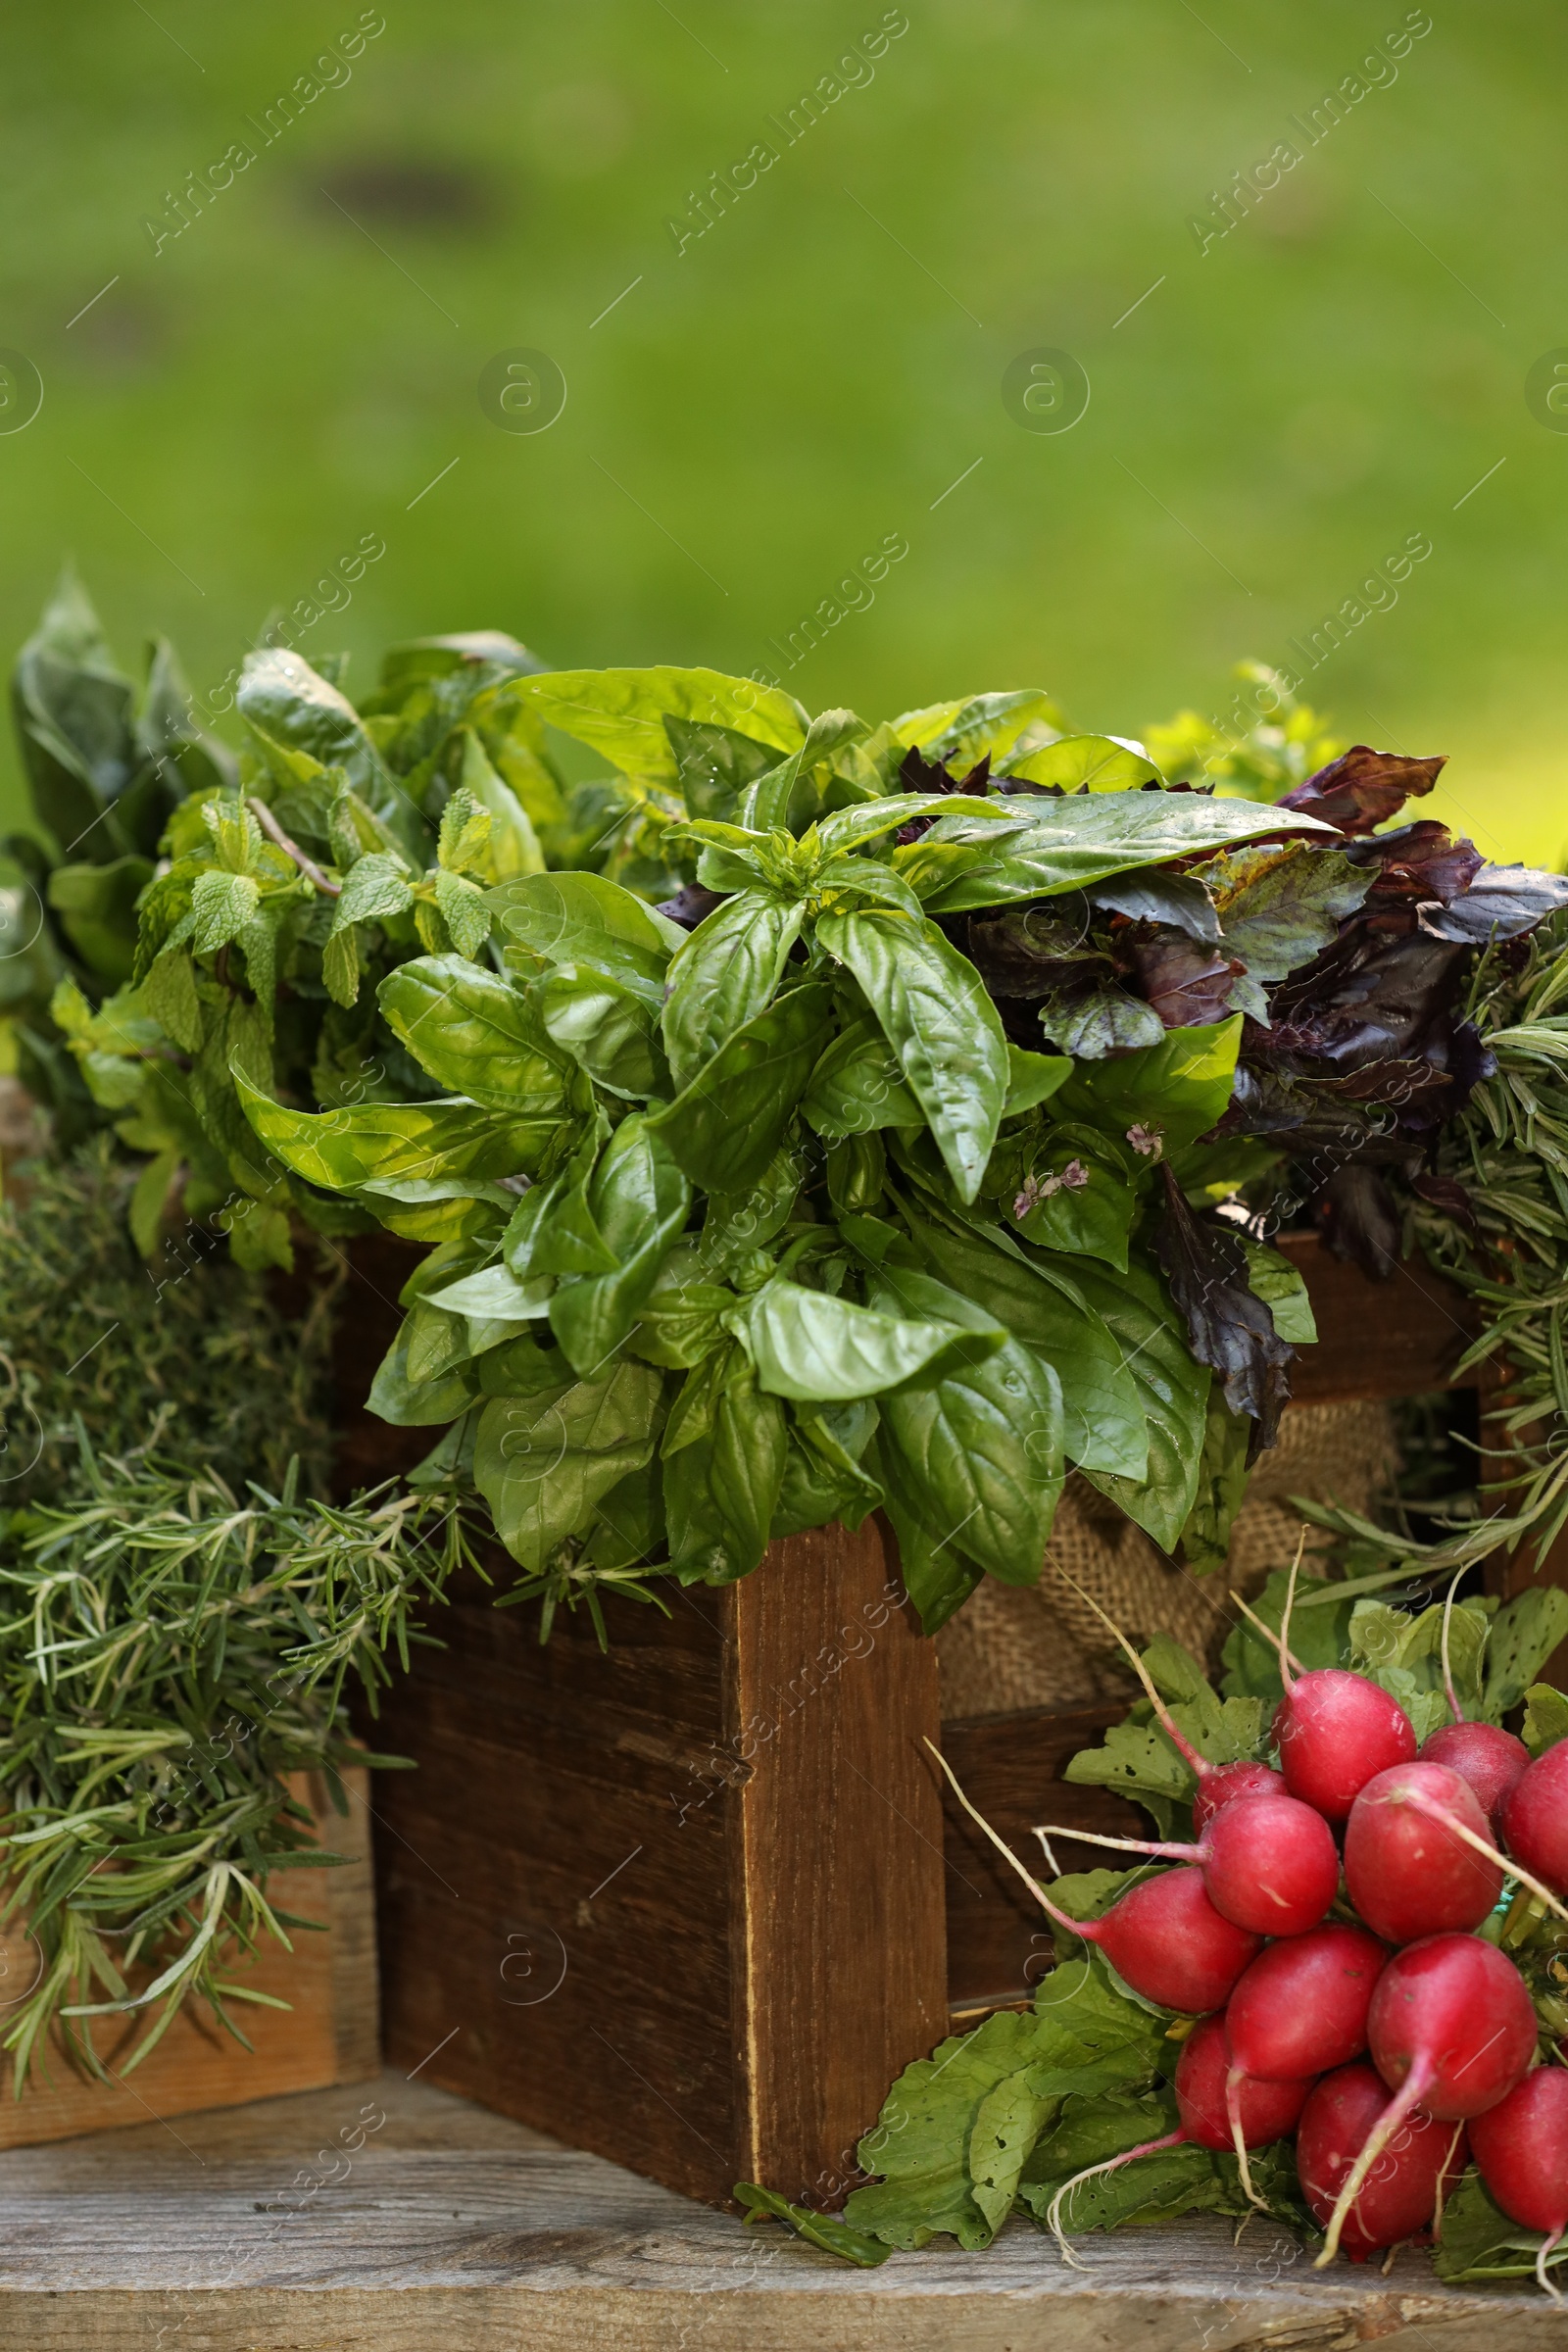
[1279,1232,1479,1402]
[941,1706,1147,2013]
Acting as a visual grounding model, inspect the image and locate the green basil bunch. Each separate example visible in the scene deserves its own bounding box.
[202,665,1341,1629]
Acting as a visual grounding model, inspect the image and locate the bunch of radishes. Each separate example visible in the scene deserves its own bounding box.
[945,1575,1568,2290]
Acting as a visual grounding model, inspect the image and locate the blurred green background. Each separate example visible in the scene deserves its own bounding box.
[2,0,1564,861]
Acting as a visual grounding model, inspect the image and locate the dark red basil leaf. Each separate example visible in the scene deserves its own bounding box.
[1279,745,1446,835]
[1153,1165,1292,1447]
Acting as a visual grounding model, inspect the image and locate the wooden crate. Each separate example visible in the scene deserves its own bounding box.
[340,1229,1568,2208]
[0,1767,378,2147]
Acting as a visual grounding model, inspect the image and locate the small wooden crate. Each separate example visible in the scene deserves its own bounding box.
[0,1768,378,2147]
[342,1233,1568,2208]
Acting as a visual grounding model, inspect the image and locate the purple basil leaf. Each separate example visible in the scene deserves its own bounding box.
[1317,1162,1402,1280]
[656,881,727,931]
[1342,819,1484,911]
[1279,745,1446,835]
[1130,936,1244,1029]
[1411,1169,1481,1235]
[1153,1166,1292,1447]
[1416,863,1568,945]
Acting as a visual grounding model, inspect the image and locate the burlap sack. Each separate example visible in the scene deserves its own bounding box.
[936,1400,1399,1719]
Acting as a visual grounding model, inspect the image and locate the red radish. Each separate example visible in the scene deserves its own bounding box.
[1344,1762,1502,1941]
[1316,1932,1539,2264]
[1048,1572,1286,1829]
[1470,2067,1568,2300]
[1420,1723,1530,1833]
[1046,2014,1307,2261]
[1034,1790,1342,1937]
[925,1743,1261,2011]
[1501,1741,1568,1899]
[1193,1758,1288,1833]
[1223,1925,1386,2202]
[1227,1926,1387,2082]
[1298,2063,1468,2259]
[1238,1556,1417,1821]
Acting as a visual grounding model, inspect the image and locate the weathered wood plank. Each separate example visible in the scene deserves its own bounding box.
[0,2069,1552,2352]
[1279,1232,1478,1402]
[942,1707,1146,2012]
[728,1514,945,2206]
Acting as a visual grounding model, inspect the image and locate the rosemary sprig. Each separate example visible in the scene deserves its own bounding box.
[0,1445,481,2088]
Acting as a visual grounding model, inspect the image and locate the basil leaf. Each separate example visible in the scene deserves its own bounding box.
[237,647,390,808]
[901,1203,1148,1482]
[512,666,807,781]
[817,908,1007,1203]
[377,956,571,1113]
[1008,1126,1138,1273]
[897,686,1065,769]
[547,1116,692,1379]
[1090,869,1220,942]
[876,1458,982,1633]
[367,1325,476,1426]
[1069,1253,1212,1550]
[1175,1386,1255,1575]
[802,1016,922,1138]
[663,1348,787,1583]
[741,1277,997,1402]
[871,1267,1062,1587]
[534,964,667,1099]
[427,1262,554,1321]
[771,1403,884,1538]
[648,981,832,1195]
[235,1071,551,1190]
[905,793,1333,912]
[1237,1237,1316,1345]
[664,713,782,821]
[1004,1044,1072,1116]
[1207,842,1374,1002]
[473,1360,664,1572]
[662,889,805,1093]
[696,1148,805,1277]
[740,709,868,832]
[1001,733,1161,791]
[486,868,684,1000]
[1052,1014,1243,1158]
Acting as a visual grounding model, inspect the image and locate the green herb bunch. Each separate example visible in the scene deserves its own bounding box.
[0,1448,475,2087]
[0,1137,333,1506]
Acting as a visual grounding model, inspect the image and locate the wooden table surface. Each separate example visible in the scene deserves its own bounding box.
[0,2067,1553,2352]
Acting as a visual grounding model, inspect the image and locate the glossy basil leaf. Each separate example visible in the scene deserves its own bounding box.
[874,1449,983,1633]
[1237,1238,1316,1345]
[532,1116,616,1277]
[1090,869,1220,943]
[802,1016,923,1138]
[772,1402,885,1537]
[428,1261,554,1321]
[901,686,1066,769]
[904,794,1333,913]
[1207,843,1373,1017]
[664,713,783,822]
[813,793,1002,859]
[662,889,805,1092]
[1052,1015,1243,1159]
[368,1323,477,1426]
[899,1203,1148,1482]
[548,1115,692,1378]
[237,647,386,803]
[1176,1386,1256,1575]
[582,1455,666,1572]
[741,709,869,833]
[663,1348,787,1583]
[872,1268,1063,1587]
[626,1264,734,1368]
[817,909,1007,1203]
[46,856,154,986]
[359,1176,513,1244]
[1037,978,1166,1059]
[377,956,570,1113]
[1004,1045,1072,1116]
[648,981,832,1196]
[485,868,684,1001]
[473,1359,664,1572]
[1007,1126,1138,1273]
[741,1276,999,1402]
[1068,1253,1212,1550]
[1003,733,1160,790]
[512,666,807,781]
[235,1071,551,1191]
[535,964,667,1099]
[696,1148,806,1278]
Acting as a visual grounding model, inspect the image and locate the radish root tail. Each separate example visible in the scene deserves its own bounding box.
[1314,2065,1433,2267]
[1045,2132,1183,2268]
[1276,1528,1308,1692]
[922,1739,1070,1925]
[1225,2069,1267,2211]
[1433,2123,1464,2244]
[1537,2227,1564,2303]
[1048,1558,1205,1777]
[1403,1787,1568,1927]
[1032,1822,1197,1864]
[1231,1591,1308,1679]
